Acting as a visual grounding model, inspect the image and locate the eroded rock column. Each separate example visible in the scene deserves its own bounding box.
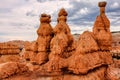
[93,1,112,51]
[50,8,75,59]
[35,14,53,65]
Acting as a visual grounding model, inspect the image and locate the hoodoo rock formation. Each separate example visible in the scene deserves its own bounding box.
[93,1,112,51]
[0,1,119,80]
[36,8,75,74]
[35,14,53,65]
[36,2,114,79]
[50,8,75,59]
[23,14,53,65]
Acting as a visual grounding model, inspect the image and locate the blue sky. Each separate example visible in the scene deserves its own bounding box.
[0,0,120,42]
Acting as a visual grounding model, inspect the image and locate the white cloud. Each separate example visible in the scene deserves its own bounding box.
[0,0,25,8]
[110,26,120,32]
[68,23,92,34]
[111,2,119,9]
[79,7,88,15]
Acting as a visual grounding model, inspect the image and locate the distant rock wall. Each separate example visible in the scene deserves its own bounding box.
[0,43,21,63]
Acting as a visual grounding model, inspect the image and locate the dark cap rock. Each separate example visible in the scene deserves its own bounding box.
[58,8,68,17]
[98,1,107,7]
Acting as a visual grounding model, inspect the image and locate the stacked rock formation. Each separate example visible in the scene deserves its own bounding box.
[23,14,53,65]
[66,2,113,77]
[50,8,75,59]
[0,43,20,63]
[35,14,53,65]
[65,2,113,75]
[36,2,113,80]
[93,1,112,51]
[36,9,76,74]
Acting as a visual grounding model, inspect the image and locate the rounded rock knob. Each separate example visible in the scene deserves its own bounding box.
[58,8,68,17]
[41,13,48,17]
[98,1,107,7]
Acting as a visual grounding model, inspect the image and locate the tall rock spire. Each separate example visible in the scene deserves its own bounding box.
[50,8,75,58]
[98,1,107,15]
[93,1,112,51]
[35,13,53,65]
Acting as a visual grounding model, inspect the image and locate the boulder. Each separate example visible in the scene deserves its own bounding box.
[0,62,28,79]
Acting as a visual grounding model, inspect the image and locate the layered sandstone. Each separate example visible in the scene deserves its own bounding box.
[0,43,20,55]
[0,43,21,63]
[35,14,53,65]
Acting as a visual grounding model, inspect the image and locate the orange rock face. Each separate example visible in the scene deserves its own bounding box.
[23,41,37,63]
[0,62,28,79]
[106,60,120,80]
[35,52,48,65]
[37,15,53,51]
[75,31,99,54]
[0,43,21,64]
[0,55,20,63]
